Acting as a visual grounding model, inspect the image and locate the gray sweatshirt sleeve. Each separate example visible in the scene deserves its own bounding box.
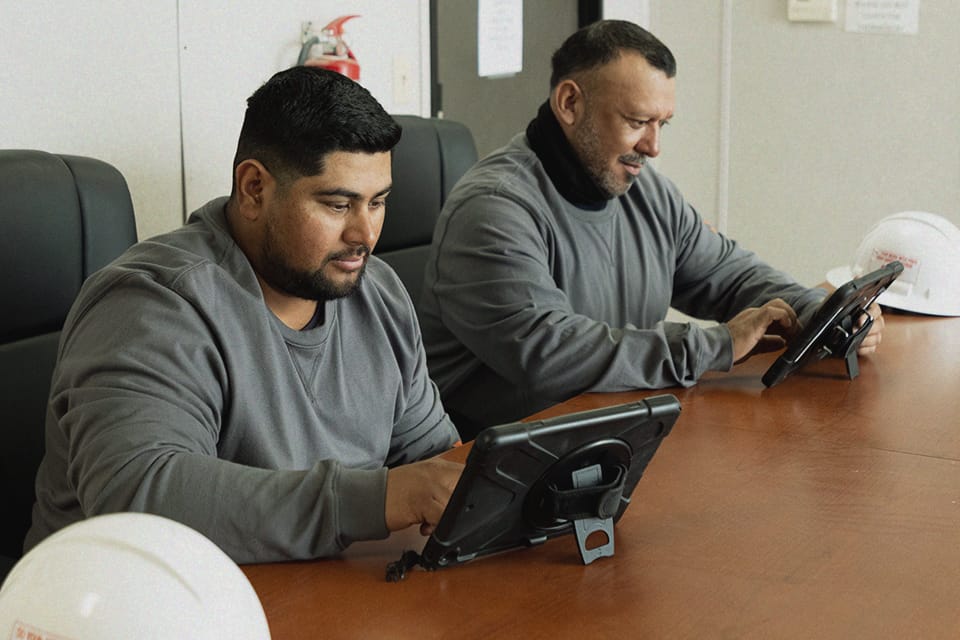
[385,330,461,464]
[45,279,391,564]
[668,198,827,327]
[429,191,825,399]
[381,265,461,463]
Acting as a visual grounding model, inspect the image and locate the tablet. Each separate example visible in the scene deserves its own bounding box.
[414,394,680,572]
[761,261,903,388]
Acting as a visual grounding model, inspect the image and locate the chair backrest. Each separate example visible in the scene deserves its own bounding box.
[377,115,477,304]
[0,150,138,571]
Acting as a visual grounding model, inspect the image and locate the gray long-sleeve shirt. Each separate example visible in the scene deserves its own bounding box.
[25,198,458,563]
[418,134,825,432]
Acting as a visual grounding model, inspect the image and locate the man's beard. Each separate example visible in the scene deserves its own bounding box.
[259,232,370,301]
[571,114,646,199]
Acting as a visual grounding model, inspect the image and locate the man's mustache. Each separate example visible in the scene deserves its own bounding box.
[327,246,371,262]
[620,153,648,166]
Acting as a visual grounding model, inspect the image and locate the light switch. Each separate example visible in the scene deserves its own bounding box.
[787,0,837,22]
[392,56,412,105]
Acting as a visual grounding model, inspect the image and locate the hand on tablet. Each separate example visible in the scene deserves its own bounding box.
[726,298,799,364]
[385,456,464,536]
[855,301,884,354]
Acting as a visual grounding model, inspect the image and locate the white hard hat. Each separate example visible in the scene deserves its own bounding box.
[0,513,271,639]
[827,211,960,316]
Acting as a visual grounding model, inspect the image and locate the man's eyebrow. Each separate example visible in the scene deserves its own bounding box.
[624,111,673,121]
[314,185,392,199]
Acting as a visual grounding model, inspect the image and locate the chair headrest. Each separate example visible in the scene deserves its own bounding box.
[379,116,477,253]
[0,150,137,342]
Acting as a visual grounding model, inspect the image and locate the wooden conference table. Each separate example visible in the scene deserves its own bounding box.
[243,313,960,639]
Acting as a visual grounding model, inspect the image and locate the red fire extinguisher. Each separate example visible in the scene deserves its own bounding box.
[297,15,361,81]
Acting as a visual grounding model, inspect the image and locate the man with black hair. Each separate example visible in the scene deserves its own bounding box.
[26,67,462,563]
[419,20,884,439]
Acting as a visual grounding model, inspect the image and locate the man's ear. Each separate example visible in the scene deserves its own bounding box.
[552,79,584,127]
[234,159,272,221]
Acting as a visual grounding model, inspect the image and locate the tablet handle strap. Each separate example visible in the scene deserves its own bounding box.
[545,463,627,521]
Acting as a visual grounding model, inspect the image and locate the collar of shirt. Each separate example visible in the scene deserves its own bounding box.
[525,100,608,210]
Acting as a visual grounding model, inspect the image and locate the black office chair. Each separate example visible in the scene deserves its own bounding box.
[0,150,138,580]
[378,115,478,304]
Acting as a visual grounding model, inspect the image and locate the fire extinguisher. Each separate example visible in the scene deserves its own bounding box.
[297,15,361,81]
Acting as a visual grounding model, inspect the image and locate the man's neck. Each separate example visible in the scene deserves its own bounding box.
[224,199,320,330]
[256,274,319,330]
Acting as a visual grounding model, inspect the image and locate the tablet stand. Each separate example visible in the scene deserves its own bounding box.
[571,465,616,564]
[826,311,874,380]
[533,456,628,565]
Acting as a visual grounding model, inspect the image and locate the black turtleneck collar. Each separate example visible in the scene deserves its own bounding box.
[525,100,608,210]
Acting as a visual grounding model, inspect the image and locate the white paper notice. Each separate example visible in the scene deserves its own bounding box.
[845,0,920,34]
[478,0,523,78]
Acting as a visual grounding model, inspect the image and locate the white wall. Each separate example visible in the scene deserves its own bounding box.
[6,2,958,289]
[653,1,960,287]
[1,2,182,241]
[2,1,430,240]
[179,1,431,213]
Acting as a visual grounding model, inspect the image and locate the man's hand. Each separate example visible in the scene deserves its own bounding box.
[855,301,884,354]
[385,455,464,536]
[726,298,799,364]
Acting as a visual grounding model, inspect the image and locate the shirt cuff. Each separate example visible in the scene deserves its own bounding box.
[335,465,390,546]
[700,323,735,373]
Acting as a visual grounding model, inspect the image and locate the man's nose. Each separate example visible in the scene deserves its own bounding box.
[636,125,662,158]
[344,207,380,248]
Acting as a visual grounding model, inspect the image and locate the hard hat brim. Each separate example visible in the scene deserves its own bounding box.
[826,265,960,316]
[826,265,853,289]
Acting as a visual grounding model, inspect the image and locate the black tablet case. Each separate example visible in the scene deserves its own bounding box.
[762,261,903,388]
[418,394,681,570]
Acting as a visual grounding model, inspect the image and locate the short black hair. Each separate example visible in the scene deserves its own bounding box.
[550,20,676,88]
[232,66,401,185]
